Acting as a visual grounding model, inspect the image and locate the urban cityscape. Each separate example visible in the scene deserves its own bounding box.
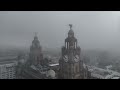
[0,11,120,79]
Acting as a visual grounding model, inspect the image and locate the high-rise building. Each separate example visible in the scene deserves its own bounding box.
[19,33,55,79]
[59,24,91,79]
[28,33,43,66]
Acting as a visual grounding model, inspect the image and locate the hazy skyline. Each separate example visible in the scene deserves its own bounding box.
[0,11,120,52]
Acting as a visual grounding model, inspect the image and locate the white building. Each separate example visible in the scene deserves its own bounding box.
[88,65,120,79]
[0,56,18,79]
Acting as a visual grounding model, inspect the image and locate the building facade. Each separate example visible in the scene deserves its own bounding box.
[19,34,55,79]
[0,57,17,79]
[28,33,43,66]
[59,24,91,79]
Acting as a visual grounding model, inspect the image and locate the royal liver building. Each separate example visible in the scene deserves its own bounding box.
[59,24,91,79]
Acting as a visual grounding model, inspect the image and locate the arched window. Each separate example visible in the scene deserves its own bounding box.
[65,42,67,48]
[68,42,69,49]
[67,42,69,49]
[74,64,76,73]
[75,42,76,49]
[76,65,79,72]
[76,41,77,48]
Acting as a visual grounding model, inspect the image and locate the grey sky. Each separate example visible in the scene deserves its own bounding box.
[0,11,120,52]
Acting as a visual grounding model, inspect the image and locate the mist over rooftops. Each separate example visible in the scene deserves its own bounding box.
[0,11,120,53]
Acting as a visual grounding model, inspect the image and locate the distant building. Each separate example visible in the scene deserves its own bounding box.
[0,56,17,79]
[88,65,120,79]
[17,25,93,79]
[59,24,91,79]
[20,65,50,79]
[28,33,43,66]
[19,33,55,79]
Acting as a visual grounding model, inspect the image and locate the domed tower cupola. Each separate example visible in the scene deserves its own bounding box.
[59,24,84,79]
[68,24,74,38]
[32,32,40,48]
[34,34,38,40]
[65,24,77,49]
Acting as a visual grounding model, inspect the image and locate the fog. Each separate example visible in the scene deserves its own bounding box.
[0,11,120,53]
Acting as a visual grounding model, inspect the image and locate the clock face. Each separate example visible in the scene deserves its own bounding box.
[63,55,68,62]
[74,55,79,62]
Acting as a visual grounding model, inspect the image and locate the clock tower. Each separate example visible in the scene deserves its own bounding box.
[59,24,88,79]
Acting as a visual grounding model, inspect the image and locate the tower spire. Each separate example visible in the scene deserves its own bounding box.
[34,32,38,40]
[30,32,43,66]
[69,24,72,30]
[35,32,38,37]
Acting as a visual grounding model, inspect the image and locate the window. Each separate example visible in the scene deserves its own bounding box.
[77,66,79,73]
[65,42,67,48]
[68,42,69,49]
[75,42,76,49]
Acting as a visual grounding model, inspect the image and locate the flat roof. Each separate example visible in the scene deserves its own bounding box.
[0,56,17,65]
[0,61,17,65]
[112,77,120,79]
[91,73,104,79]
[0,56,17,62]
[49,63,59,66]
[0,56,17,60]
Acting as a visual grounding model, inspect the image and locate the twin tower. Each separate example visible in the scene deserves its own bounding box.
[28,24,90,79]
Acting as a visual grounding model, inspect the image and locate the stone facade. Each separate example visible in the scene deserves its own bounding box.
[28,34,43,66]
[17,25,91,79]
[0,58,17,79]
[18,34,55,79]
[59,24,91,79]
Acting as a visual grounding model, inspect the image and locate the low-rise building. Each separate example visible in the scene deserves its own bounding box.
[88,65,120,79]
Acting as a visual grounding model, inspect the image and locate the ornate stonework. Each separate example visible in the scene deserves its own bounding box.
[28,33,43,66]
[59,24,90,79]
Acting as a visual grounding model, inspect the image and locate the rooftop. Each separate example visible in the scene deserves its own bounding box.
[88,65,120,79]
[0,56,17,60]
[0,56,17,65]
[111,77,120,79]
[49,63,59,67]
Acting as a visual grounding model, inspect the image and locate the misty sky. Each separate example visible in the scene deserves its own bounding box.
[1,11,120,52]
